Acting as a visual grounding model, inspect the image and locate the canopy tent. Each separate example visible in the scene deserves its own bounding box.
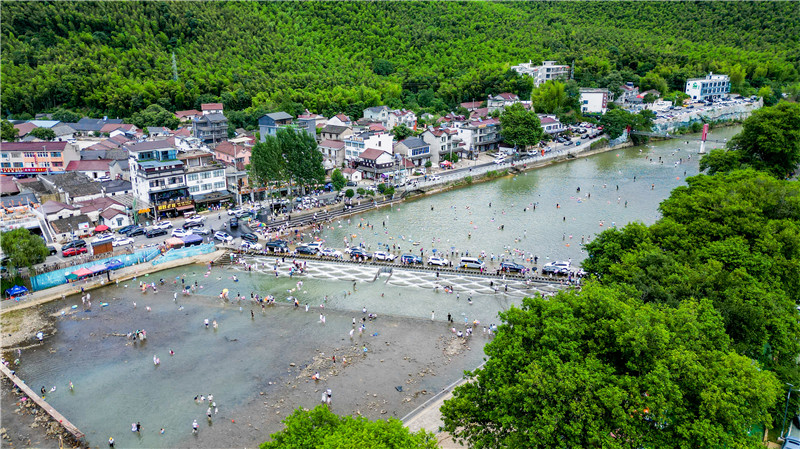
[65,273,78,281]
[181,234,203,247]
[88,264,108,274]
[94,224,109,232]
[165,237,185,249]
[5,285,28,297]
[104,259,124,271]
[72,267,93,278]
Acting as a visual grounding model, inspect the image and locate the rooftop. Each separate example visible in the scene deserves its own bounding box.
[201,103,224,111]
[264,111,293,121]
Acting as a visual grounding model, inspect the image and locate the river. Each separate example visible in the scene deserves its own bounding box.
[3,125,742,447]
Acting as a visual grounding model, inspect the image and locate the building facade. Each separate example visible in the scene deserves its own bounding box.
[511,60,571,87]
[457,118,502,154]
[579,88,612,115]
[193,113,228,144]
[179,151,231,209]
[685,73,731,101]
[344,131,394,163]
[0,142,80,175]
[126,141,191,217]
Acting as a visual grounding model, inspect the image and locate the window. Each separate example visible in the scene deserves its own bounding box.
[42,162,51,167]
[1,153,8,159]
[37,152,47,158]
[201,183,212,191]
[11,152,21,158]
[189,185,200,193]
[52,162,63,167]
[187,173,199,181]
[213,181,225,189]
[116,217,124,226]
[214,170,224,178]
[24,152,35,158]
[13,162,23,167]
[0,162,10,168]
[50,152,61,158]
[201,171,211,179]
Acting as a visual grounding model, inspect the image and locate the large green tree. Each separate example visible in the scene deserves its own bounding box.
[530,80,569,114]
[0,228,48,270]
[582,169,800,422]
[726,101,800,178]
[499,103,543,150]
[330,169,346,192]
[249,136,286,188]
[29,127,56,141]
[391,123,414,141]
[441,284,781,449]
[128,104,180,130]
[261,405,437,449]
[251,128,325,195]
[1,120,19,141]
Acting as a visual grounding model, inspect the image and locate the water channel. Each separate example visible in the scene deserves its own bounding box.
[5,126,742,448]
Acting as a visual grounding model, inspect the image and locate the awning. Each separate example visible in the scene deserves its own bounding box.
[88,264,108,274]
[182,235,203,244]
[72,268,93,278]
[176,205,195,211]
[65,273,78,281]
[165,237,185,248]
[94,224,109,232]
[192,191,233,203]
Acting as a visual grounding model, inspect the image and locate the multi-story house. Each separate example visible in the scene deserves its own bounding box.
[579,88,612,115]
[258,112,294,139]
[213,141,252,170]
[421,127,461,165]
[538,115,566,135]
[487,93,521,113]
[357,149,397,181]
[393,137,431,167]
[344,131,394,163]
[126,140,191,217]
[0,142,80,175]
[387,110,417,130]
[179,150,231,209]
[363,106,390,126]
[201,103,224,116]
[457,118,502,155]
[193,113,228,144]
[617,82,640,104]
[685,73,730,102]
[319,124,353,142]
[511,60,571,88]
[319,139,345,171]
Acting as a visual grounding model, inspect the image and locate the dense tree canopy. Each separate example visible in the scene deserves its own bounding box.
[499,103,543,149]
[249,128,324,193]
[2,2,798,118]
[1,120,19,141]
[129,104,180,130]
[441,284,781,449]
[261,405,437,449]
[29,127,55,141]
[0,228,48,270]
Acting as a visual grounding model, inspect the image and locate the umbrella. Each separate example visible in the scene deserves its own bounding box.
[5,285,28,297]
[95,224,109,232]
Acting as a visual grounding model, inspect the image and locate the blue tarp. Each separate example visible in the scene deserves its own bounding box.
[152,243,216,266]
[181,234,203,246]
[5,285,28,297]
[104,259,124,270]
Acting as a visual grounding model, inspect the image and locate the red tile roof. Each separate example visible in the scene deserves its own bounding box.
[460,101,483,110]
[319,139,345,149]
[175,109,202,118]
[1,142,68,151]
[359,148,386,160]
[14,122,37,137]
[201,103,223,111]
[66,160,112,172]
[214,141,251,158]
[497,92,519,100]
[0,175,20,195]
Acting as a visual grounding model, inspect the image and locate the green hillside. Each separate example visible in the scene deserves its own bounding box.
[2,1,798,118]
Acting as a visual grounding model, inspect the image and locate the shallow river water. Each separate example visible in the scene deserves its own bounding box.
[7,126,741,447]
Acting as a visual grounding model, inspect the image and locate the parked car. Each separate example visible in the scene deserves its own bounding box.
[152,221,173,230]
[400,254,423,264]
[372,251,396,261]
[63,247,88,257]
[240,232,259,244]
[112,236,134,247]
[306,241,324,251]
[172,228,192,238]
[185,215,205,225]
[296,245,318,255]
[183,220,204,229]
[227,208,244,216]
[126,226,145,237]
[229,217,239,229]
[500,261,526,273]
[494,158,506,165]
[47,245,58,256]
[320,248,343,258]
[146,228,168,238]
[214,231,234,243]
[427,256,450,266]
[542,261,571,275]
[346,181,357,187]
[92,233,114,244]
[116,225,136,235]
[266,240,289,252]
[62,239,87,250]
[349,248,369,259]
[192,228,211,236]
[240,241,263,251]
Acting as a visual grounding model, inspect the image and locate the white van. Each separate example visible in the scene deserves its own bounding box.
[460,257,485,269]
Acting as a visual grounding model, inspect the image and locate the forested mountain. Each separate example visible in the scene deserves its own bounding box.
[2,1,798,118]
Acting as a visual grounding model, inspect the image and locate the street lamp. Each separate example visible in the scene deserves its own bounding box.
[781,383,796,440]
